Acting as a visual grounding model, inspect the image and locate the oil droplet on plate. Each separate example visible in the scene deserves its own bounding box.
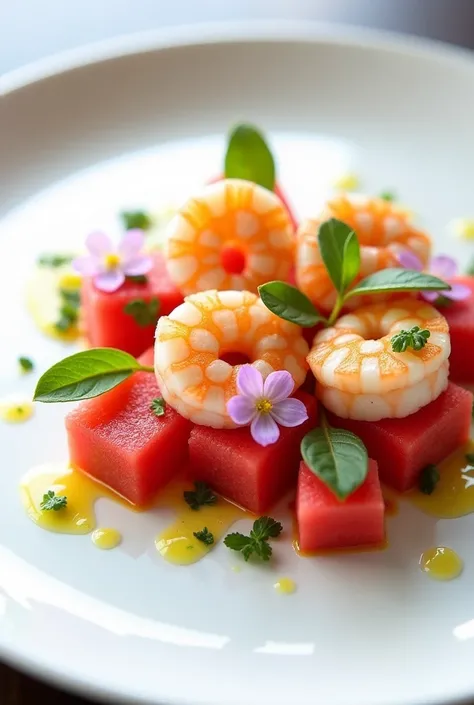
[273,578,296,595]
[420,546,463,581]
[449,217,474,241]
[91,527,122,550]
[155,481,249,566]
[333,172,360,191]
[0,398,34,424]
[231,565,242,573]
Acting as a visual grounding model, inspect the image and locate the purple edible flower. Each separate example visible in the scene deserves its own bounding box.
[397,251,471,303]
[73,229,152,292]
[227,365,308,447]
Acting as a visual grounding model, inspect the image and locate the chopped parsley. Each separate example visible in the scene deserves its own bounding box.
[18,356,34,373]
[419,464,440,495]
[120,210,153,231]
[391,326,430,353]
[184,482,217,511]
[465,453,474,465]
[193,527,215,545]
[379,190,396,202]
[224,516,283,562]
[123,297,160,327]
[150,397,166,417]
[37,253,74,268]
[40,490,68,511]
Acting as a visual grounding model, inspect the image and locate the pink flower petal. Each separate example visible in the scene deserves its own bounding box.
[227,395,256,426]
[421,291,438,303]
[94,269,125,292]
[122,255,153,276]
[250,413,280,447]
[72,255,101,276]
[270,398,309,428]
[430,255,458,279]
[396,250,423,271]
[119,229,146,259]
[237,364,264,401]
[86,231,113,256]
[445,282,472,301]
[263,370,294,404]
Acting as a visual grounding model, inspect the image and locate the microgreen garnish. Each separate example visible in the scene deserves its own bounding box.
[184,482,217,511]
[124,298,160,327]
[193,527,215,545]
[18,356,34,373]
[224,123,275,191]
[33,348,154,403]
[37,253,74,268]
[380,190,396,202]
[40,490,67,511]
[55,287,81,332]
[150,397,166,417]
[465,453,474,465]
[120,210,154,231]
[301,413,368,499]
[419,464,440,495]
[127,274,148,284]
[391,326,430,353]
[224,516,283,562]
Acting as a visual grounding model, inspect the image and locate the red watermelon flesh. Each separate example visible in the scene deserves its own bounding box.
[326,383,473,492]
[81,252,183,357]
[65,348,192,505]
[438,276,474,383]
[188,391,318,513]
[297,459,384,552]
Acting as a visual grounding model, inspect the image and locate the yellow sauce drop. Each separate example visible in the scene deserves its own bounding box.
[450,217,474,241]
[91,527,122,550]
[231,565,242,573]
[0,398,34,424]
[26,264,81,341]
[333,173,360,191]
[273,577,296,595]
[408,442,474,518]
[420,546,464,581]
[155,482,249,566]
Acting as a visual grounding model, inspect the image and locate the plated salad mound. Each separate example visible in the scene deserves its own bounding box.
[25,124,474,576]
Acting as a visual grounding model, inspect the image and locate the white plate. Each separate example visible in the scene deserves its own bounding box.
[1,23,474,705]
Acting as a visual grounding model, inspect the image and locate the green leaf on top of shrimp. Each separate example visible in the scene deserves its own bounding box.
[317,218,360,295]
[224,123,276,191]
[345,268,450,300]
[258,281,324,328]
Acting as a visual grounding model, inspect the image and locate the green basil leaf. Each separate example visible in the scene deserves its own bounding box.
[224,123,275,191]
[318,219,358,294]
[345,268,450,300]
[258,281,323,328]
[34,348,141,403]
[341,230,361,292]
[301,426,368,500]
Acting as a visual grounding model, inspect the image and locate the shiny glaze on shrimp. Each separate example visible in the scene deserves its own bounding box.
[165,179,294,296]
[307,299,450,421]
[296,194,432,311]
[155,290,309,428]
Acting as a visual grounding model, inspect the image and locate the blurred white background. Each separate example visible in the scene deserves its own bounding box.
[2,0,474,75]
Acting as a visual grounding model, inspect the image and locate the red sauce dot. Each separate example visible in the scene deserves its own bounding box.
[221,247,246,275]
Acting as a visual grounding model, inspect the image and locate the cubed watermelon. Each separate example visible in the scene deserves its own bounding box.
[326,383,473,492]
[296,459,384,552]
[438,276,474,383]
[188,391,317,513]
[65,348,192,505]
[81,252,183,357]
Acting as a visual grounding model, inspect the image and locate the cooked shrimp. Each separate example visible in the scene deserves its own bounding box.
[165,179,294,296]
[296,194,432,311]
[154,290,309,428]
[307,298,450,421]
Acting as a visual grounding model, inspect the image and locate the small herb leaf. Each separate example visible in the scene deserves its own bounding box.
[223,516,282,562]
[419,464,440,495]
[318,219,359,294]
[37,253,74,268]
[124,298,160,327]
[380,191,396,202]
[224,123,275,191]
[391,326,430,353]
[18,356,34,373]
[150,397,166,417]
[252,516,283,540]
[33,348,141,403]
[127,274,148,285]
[40,490,67,511]
[120,210,153,231]
[258,281,323,328]
[193,527,215,546]
[345,268,450,300]
[465,453,474,465]
[184,482,217,511]
[301,426,369,500]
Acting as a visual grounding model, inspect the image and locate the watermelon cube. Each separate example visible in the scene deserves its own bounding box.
[65,348,192,505]
[326,383,473,492]
[81,252,183,357]
[296,459,384,552]
[438,276,474,383]
[188,391,317,513]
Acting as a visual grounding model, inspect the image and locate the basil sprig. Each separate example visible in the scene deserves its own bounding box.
[224,123,275,191]
[33,349,154,403]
